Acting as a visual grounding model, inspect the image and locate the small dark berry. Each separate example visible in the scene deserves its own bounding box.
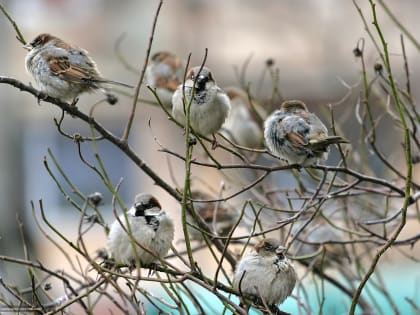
[374,63,383,73]
[353,47,363,57]
[266,58,274,67]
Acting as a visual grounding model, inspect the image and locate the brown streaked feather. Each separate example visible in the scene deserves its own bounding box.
[47,55,96,83]
[286,131,308,146]
[308,136,348,153]
[53,40,79,51]
[29,33,57,48]
[309,135,349,147]
[47,55,72,75]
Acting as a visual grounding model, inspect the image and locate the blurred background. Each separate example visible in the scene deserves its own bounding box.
[0,0,419,314]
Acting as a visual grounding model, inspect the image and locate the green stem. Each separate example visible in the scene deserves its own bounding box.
[350,2,413,313]
[0,3,26,44]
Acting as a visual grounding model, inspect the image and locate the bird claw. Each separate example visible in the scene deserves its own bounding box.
[146,262,159,276]
[36,91,48,105]
[211,134,218,150]
[70,98,79,107]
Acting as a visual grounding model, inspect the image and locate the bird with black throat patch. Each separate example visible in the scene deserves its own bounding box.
[172,66,231,148]
[107,193,174,267]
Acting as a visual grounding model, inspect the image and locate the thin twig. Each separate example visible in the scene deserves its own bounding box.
[121,0,163,141]
[0,3,26,44]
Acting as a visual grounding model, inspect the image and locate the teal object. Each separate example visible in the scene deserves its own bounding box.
[140,264,419,314]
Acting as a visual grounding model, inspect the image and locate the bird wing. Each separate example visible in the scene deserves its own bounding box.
[47,54,98,84]
[286,131,308,147]
[45,49,133,88]
[280,115,310,147]
[309,135,349,152]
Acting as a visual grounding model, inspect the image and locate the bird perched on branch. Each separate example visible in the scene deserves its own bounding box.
[221,87,264,149]
[107,193,174,266]
[24,33,133,105]
[233,238,297,307]
[145,51,183,108]
[264,100,348,165]
[172,66,231,147]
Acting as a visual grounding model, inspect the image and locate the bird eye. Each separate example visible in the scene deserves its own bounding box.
[264,243,274,251]
[31,35,46,47]
[31,38,41,47]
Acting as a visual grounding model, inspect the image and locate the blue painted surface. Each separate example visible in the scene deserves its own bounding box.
[140,264,419,314]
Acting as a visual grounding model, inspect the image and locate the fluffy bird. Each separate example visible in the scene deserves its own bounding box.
[233,238,297,306]
[186,190,237,241]
[172,66,231,143]
[24,33,132,105]
[222,87,263,149]
[264,100,348,165]
[107,193,174,266]
[145,51,183,108]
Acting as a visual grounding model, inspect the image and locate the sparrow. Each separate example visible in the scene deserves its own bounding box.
[172,66,231,145]
[145,51,183,108]
[186,190,237,241]
[24,33,133,105]
[107,193,174,266]
[233,238,297,306]
[221,87,263,149]
[264,100,348,165]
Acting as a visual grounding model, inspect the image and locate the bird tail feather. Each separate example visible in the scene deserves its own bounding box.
[310,136,349,151]
[95,79,134,88]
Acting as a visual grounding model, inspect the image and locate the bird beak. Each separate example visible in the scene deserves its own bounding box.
[23,43,33,51]
[275,246,286,255]
[129,205,139,217]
